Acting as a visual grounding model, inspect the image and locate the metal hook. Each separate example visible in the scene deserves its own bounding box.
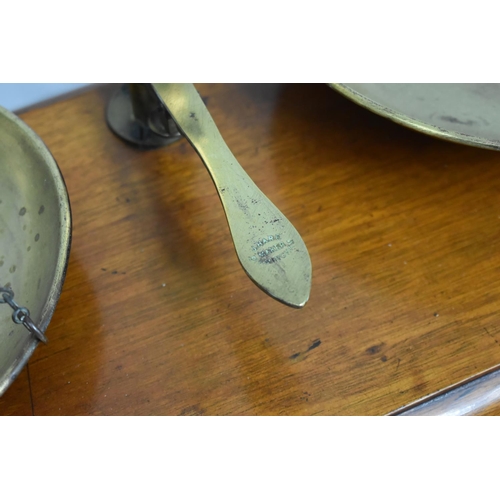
[0,287,47,344]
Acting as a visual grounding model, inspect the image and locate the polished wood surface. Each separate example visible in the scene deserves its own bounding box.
[2,83,500,415]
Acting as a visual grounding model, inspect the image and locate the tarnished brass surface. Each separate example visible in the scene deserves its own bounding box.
[331,83,500,150]
[0,105,71,395]
[152,83,312,308]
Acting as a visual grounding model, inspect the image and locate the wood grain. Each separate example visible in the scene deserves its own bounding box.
[0,367,33,415]
[3,83,500,415]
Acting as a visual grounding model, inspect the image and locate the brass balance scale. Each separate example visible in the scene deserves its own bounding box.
[1,83,499,395]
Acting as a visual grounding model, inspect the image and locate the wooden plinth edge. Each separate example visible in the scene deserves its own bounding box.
[389,363,500,416]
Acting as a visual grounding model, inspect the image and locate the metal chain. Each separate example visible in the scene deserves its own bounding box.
[0,287,47,344]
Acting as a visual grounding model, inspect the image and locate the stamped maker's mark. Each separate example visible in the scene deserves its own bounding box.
[249,234,295,264]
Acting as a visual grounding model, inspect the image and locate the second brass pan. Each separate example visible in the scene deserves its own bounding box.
[331,84,500,151]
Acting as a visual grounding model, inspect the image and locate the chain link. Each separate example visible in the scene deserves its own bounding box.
[0,287,48,344]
